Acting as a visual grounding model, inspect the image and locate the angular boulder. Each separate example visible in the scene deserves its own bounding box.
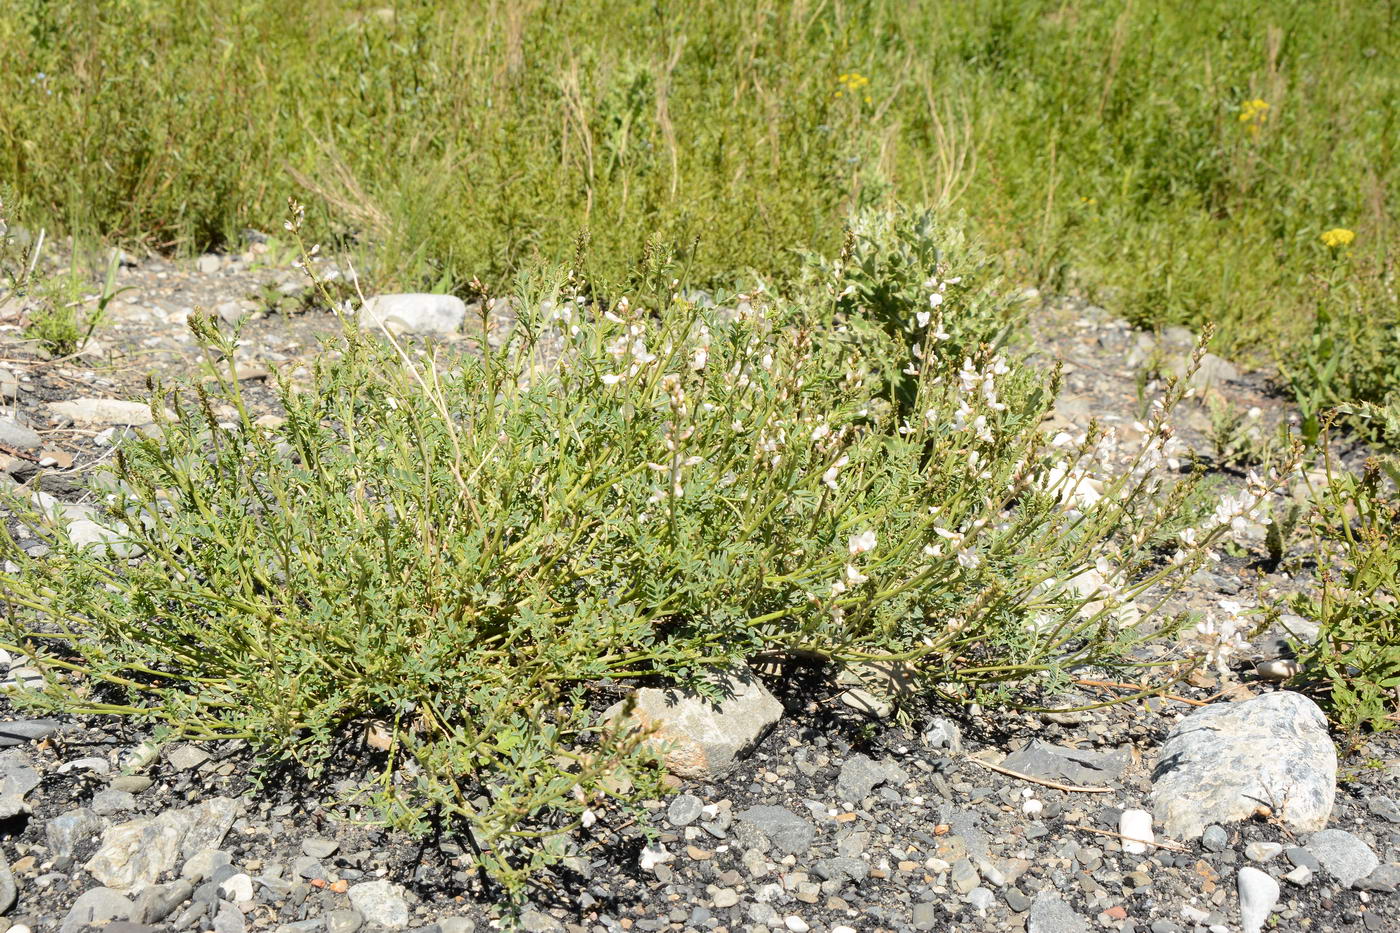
[601,666,782,780]
[48,398,168,426]
[998,740,1129,787]
[84,796,238,891]
[359,293,466,335]
[1150,691,1335,840]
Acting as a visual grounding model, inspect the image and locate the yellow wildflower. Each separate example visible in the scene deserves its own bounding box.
[1238,98,1270,124]
[1238,98,1269,140]
[1320,228,1355,248]
[836,72,870,97]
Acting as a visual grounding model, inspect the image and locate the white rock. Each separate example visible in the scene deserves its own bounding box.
[85,810,195,890]
[67,517,141,558]
[219,872,254,902]
[638,844,672,871]
[784,916,809,932]
[1119,808,1154,854]
[49,398,171,426]
[215,300,258,326]
[1150,691,1335,840]
[1245,841,1284,862]
[196,254,223,274]
[601,666,782,779]
[1238,865,1280,933]
[348,879,409,930]
[359,294,466,335]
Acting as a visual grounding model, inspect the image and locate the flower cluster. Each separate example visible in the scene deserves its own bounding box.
[1196,598,1251,675]
[942,353,1009,444]
[1320,227,1355,249]
[835,72,872,104]
[1238,97,1269,140]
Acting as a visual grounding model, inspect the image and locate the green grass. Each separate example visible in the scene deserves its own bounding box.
[2,1,1395,380]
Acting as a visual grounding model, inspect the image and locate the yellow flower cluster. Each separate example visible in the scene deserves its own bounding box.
[835,72,872,104]
[1238,98,1269,140]
[1320,228,1355,248]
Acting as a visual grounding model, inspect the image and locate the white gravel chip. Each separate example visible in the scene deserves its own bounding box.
[1238,865,1280,933]
[1118,808,1154,854]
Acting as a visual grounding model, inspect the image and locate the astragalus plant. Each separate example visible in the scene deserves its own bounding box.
[1,207,1260,894]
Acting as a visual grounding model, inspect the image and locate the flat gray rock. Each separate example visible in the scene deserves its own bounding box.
[47,807,101,859]
[1307,829,1379,888]
[998,740,1128,786]
[1358,864,1400,894]
[0,718,61,747]
[348,879,409,930]
[1150,691,1335,840]
[735,805,816,855]
[1367,796,1400,823]
[666,793,704,827]
[812,856,869,884]
[179,797,239,857]
[359,293,466,335]
[0,854,15,914]
[0,749,41,818]
[1027,889,1083,933]
[48,398,165,426]
[837,754,908,801]
[131,879,194,924]
[601,666,782,780]
[60,887,134,933]
[0,417,41,450]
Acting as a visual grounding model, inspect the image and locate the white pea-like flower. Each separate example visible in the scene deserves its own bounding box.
[848,530,878,555]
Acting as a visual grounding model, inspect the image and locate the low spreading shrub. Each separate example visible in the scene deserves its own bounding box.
[1,207,1269,894]
[1287,447,1400,742]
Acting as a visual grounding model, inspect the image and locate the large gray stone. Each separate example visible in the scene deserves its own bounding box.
[1026,889,1083,933]
[46,807,101,859]
[998,740,1128,787]
[131,879,194,923]
[60,886,133,933]
[1307,829,1379,888]
[85,809,195,889]
[734,806,816,855]
[359,294,466,335]
[836,754,908,802]
[1151,691,1335,840]
[0,750,41,818]
[48,398,167,426]
[179,797,239,858]
[0,719,60,747]
[601,666,782,780]
[348,879,409,930]
[0,418,41,450]
[0,851,15,914]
